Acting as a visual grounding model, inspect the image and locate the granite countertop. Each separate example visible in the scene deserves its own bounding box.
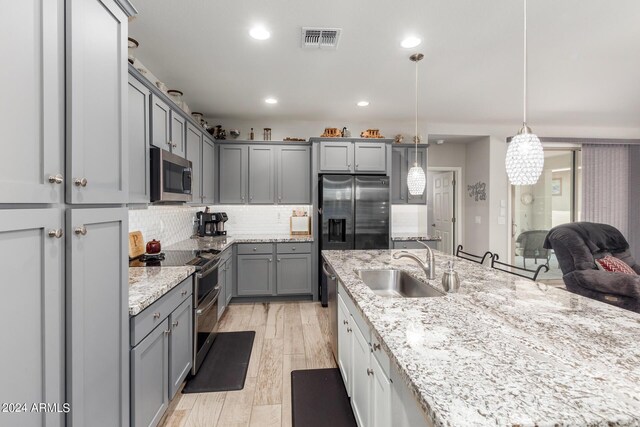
[128,266,196,316]
[391,235,442,241]
[165,234,314,252]
[322,249,640,426]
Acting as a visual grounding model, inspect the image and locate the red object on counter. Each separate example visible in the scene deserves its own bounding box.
[146,239,162,254]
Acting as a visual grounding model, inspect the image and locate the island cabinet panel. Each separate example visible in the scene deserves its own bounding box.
[202,138,216,204]
[218,145,248,203]
[276,253,312,295]
[337,293,353,397]
[67,207,128,427]
[0,0,64,204]
[168,299,193,399]
[128,75,151,203]
[277,146,311,203]
[237,254,275,296]
[354,142,387,172]
[248,146,275,204]
[131,319,169,427]
[370,354,392,427]
[66,0,128,205]
[351,319,371,427]
[186,124,202,203]
[0,209,64,427]
[319,141,354,172]
[151,95,171,151]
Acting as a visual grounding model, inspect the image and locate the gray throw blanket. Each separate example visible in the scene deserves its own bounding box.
[543,222,629,254]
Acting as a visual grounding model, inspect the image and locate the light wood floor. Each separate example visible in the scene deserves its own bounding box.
[160,301,337,427]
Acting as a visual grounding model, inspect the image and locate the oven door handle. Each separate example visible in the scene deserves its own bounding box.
[196,290,219,316]
[197,259,222,279]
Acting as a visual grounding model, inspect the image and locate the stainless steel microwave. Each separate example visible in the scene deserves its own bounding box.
[150,147,192,202]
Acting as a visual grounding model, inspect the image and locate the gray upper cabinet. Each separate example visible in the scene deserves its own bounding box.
[67,207,128,427]
[202,138,216,204]
[151,95,171,151]
[354,142,386,172]
[277,146,311,204]
[218,145,247,204]
[168,298,193,399]
[237,254,275,296]
[0,0,64,204]
[276,253,312,295]
[392,146,427,204]
[128,76,151,203]
[0,209,64,427]
[170,113,186,158]
[249,146,275,204]
[319,141,354,172]
[66,0,128,205]
[186,124,203,204]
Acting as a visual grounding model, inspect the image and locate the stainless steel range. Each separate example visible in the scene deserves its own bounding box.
[131,248,221,375]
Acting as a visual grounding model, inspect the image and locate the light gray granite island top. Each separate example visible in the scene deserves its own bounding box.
[322,249,640,427]
[129,266,195,316]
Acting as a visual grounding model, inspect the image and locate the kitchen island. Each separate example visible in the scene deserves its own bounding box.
[322,249,640,426]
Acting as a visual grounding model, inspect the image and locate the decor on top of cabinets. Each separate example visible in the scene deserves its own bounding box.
[263,128,272,140]
[322,127,341,137]
[394,134,404,144]
[229,129,241,138]
[250,127,255,140]
[360,129,384,138]
[406,53,426,196]
[505,0,544,185]
[467,182,487,201]
[283,137,307,142]
[191,112,203,123]
[127,37,138,64]
[341,127,352,137]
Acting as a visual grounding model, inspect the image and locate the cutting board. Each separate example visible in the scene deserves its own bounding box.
[129,231,145,259]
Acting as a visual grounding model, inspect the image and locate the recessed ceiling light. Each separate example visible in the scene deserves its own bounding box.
[249,26,270,40]
[401,37,421,49]
[265,98,278,104]
[357,101,369,107]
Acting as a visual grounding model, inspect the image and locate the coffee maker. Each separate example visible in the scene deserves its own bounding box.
[196,211,228,237]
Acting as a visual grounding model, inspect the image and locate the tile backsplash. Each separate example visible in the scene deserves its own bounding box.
[128,205,312,246]
[391,204,429,235]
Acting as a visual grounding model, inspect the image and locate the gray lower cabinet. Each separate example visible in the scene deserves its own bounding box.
[170,113,186,158]
[249,146,275,203]
[202,138,216,204]
[131,319,169,427]
[0,209,64,427]
[186,124,203,203]
[218,145,248,203]
[0,0,64,204]
[276,254,312,294]
[225,256,234,304]
[128,75,151,203]
[218,260,227,318]
[319,141,354,172]
[66,0,128,204]
[151,95,171,151]
[237,254,275,296]
[391,146,428,204]
[354,142,386,172]
[277,146,311,203]
[67,207,128,427]
[168,299,193,399]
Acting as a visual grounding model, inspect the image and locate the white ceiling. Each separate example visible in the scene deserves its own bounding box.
[129,0,640,129]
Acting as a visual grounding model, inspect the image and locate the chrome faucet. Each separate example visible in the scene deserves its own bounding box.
[393,240,436,280]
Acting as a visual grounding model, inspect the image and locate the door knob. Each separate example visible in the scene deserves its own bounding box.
[172,321,179,328]
[74,178,88,187]
[367,368,374,376]
[74,226,87,236]
[48,174,63,184]
[373,343,381,351]
[48,229,64,238]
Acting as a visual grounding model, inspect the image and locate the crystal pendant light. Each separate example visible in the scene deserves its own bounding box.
[407,53,426,195]
[505,0,544,186]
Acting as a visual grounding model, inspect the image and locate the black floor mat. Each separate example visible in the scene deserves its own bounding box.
[291,368,357,427]
[182,331,255,393]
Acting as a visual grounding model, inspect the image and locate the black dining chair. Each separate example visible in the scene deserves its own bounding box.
[490,253,549,281]
[455,245,493,264]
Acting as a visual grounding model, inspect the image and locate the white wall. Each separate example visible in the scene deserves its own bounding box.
[463,138,491,254]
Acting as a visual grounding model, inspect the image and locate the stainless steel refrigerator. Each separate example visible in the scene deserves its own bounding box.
[319,175,390,306]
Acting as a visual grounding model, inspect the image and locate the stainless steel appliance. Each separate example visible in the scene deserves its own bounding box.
[322,260,339,361]
[319,175,390,305]
[150,147,193,202]
[196,212,228,237]
[130,247,221,375]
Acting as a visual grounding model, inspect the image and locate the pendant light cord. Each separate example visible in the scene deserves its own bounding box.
[415,56,418,163]
[523,0,527,126]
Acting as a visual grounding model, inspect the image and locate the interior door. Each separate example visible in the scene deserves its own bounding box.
[431,172,455,254]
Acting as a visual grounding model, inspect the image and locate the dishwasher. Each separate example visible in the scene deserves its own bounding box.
[322,258,338,362]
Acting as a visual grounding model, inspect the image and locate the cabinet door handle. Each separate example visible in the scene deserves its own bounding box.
[167,140,172,147]
[278,196,282,202]
[153,312,161,319]
[253,247,257,251]
[291,247,296,251]
[343,320,348,325]
[48,229,64,238]
[356,164,359,169]
[347,163,351,168]
[164,329,171,335]
[74,226,87,236]
[277,258,281,262]
[268,259,272,263]
[48,174,64,184]
[73,177,88,187]
[367,368,374,376]
[181,290,188,296]
[373,343,381,351]
[172,321,179,328]
[347,327,352,333]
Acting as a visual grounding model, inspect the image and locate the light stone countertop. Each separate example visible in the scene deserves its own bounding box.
[391,235,442,241]
[128,266,195,316]
[322,249,640,427]
[165,234,314,252]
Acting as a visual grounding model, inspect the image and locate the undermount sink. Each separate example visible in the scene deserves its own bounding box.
[356,269,445,298]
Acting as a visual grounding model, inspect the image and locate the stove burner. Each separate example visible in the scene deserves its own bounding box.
[139,252,165,262]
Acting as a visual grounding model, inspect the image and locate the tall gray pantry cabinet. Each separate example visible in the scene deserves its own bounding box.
[0,1,136,427]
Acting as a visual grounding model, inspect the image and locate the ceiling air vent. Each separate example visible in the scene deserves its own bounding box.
[301,27,341,49]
